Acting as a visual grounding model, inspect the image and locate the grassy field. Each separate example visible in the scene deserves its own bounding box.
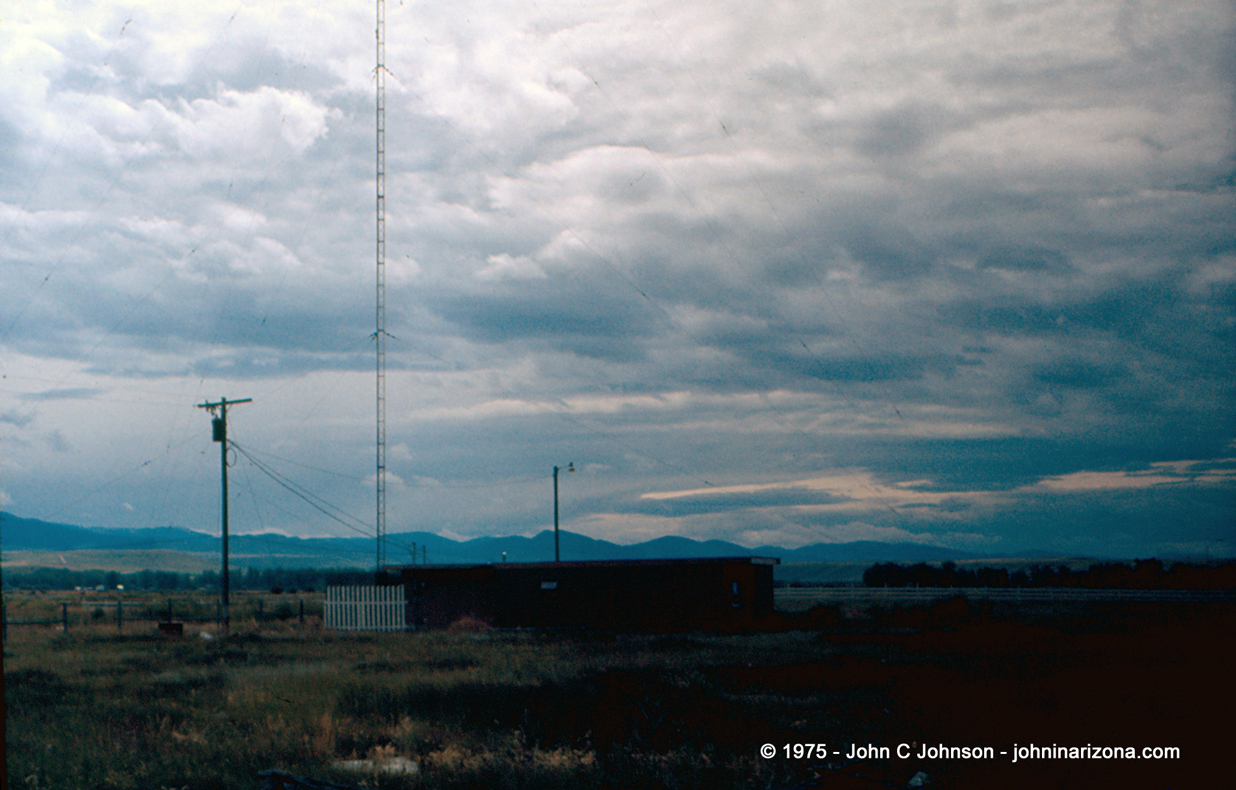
[4,593,1231,789]
[2,589,316,627]
[3,550,220,574]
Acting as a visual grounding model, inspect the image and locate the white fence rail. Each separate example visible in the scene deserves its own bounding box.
[324,585,406,631]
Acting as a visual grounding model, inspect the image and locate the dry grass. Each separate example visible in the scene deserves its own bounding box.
[4,622,757,790]
[5,597,1229,789]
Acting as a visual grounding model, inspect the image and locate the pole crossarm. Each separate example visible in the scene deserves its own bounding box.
[197,397,253,412]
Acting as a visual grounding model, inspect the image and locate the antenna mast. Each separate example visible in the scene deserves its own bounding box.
[374,0,387,573]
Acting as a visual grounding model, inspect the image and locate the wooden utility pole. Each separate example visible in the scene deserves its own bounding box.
[197,397,251,631]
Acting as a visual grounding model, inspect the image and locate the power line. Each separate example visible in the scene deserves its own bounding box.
[232,444,369,482]
[230,441,375,540]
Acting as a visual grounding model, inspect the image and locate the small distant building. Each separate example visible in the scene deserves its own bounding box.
[384,557,779,633]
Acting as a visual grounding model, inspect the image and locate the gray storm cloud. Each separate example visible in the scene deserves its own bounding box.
[1,0,1232,557]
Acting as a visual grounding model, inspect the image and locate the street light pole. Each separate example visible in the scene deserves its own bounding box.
[552,462,573,563]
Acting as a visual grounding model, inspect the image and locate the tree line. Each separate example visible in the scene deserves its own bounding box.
[1,566,375,592]
[862,559,1236,590]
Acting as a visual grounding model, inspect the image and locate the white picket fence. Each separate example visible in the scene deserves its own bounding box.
[324,585,406,631]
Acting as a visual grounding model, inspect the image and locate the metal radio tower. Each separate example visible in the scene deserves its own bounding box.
[374,0,387,573]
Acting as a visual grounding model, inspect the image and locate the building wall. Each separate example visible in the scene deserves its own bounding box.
[394,558,778,633]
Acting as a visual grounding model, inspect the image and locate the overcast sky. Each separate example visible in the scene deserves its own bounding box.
[2,0,1233,559]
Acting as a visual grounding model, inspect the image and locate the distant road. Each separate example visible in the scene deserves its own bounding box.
[776,587,1236,604]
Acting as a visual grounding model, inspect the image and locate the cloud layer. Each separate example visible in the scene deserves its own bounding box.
[2,0,1233,558]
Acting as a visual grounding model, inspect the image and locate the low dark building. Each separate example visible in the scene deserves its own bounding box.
[385,557,780,633]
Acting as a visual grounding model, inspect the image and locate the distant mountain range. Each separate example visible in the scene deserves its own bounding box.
[1,512,983,569]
